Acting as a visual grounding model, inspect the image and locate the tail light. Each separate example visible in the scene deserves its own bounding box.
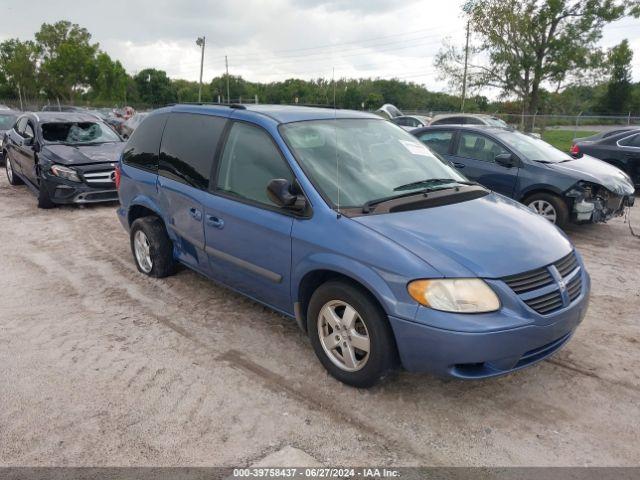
[570,144,580,156]
[114,164,121,189]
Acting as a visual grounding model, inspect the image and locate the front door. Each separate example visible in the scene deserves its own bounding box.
[449,131,519,197]
[203,121,296,314]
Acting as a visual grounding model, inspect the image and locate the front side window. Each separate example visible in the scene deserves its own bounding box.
[159,113,226,190]
[280,118,467,208]
[216,122,293,206]
[456,132,509,163]
[418,131,454,156]
[42,121,121,144]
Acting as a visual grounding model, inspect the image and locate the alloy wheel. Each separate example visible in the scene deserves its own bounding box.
[317,300,371,372]
[133,230,153,273]
[528,199,557,224]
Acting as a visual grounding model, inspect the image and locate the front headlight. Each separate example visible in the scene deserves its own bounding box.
[50,164,82,182]
[407,279,500,313]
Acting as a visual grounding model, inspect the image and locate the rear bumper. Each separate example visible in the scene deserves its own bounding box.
[389,277,590,379]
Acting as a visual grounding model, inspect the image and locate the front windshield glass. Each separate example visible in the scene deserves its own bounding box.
[0,113,18,130]
[495,130,572,163]
[280,119,468,208]
[42,121,121,144]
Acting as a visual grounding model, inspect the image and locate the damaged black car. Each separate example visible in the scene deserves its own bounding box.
[3,112,124,208]
[412,125,636,228]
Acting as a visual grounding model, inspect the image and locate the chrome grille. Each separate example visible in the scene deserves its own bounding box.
[83,170,115,184]
[502,250,582,315]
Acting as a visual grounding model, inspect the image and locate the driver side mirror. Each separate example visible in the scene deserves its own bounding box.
[495,153,516,168]
[267,179,307,213]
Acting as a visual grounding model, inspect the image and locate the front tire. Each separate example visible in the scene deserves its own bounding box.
[130,216,175,278]
[525,192,569,228]
[307,280,397,388]
[5,155,23,186]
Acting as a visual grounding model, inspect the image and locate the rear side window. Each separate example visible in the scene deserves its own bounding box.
[619,134,640,148]
[159,113,226,190]
[122,113,168,172]
[418,131,454,155]
[215,122,293,207]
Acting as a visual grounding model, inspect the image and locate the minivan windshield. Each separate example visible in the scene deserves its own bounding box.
[494,130,572,163]
[42,121,121,145]
[281,119,468,208]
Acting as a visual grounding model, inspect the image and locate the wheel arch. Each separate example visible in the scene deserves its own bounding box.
[293,260,400,334]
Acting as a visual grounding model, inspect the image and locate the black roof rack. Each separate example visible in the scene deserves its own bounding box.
[165,102,246,110]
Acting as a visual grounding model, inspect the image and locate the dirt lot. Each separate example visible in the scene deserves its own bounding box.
[1,173,639,467]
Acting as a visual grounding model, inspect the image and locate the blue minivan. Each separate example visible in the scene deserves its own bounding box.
[117,104,590,387]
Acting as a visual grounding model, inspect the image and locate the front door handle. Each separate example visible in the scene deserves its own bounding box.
[206,215,225,229]
[453,162,466,169]
[189,207,202,221]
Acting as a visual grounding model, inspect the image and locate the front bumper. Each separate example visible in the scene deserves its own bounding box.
[42,176,118,205]
[389,270,590,379]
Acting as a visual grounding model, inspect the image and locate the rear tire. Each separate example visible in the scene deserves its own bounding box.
[130,216,175,278]
[5,155,23,186]
[307,280,397,388]
[525,192,569,228]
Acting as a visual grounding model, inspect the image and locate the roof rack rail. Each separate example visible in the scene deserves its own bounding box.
[166,102,247,110]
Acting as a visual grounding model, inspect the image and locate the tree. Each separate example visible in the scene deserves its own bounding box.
[597,39,634,114]
[35,21,99,102]
[134,69,177,106]
[88,52,129,103]
[0,39,39,99]
[436,0,639,128]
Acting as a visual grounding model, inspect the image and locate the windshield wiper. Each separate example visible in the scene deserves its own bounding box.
[393,178,475,192]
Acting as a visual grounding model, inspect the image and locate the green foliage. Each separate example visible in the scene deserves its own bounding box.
[134,69,177,106]
[542,129,598,151]
[35,21,99,101]
[597,39,634,113]
[437,0,639,127]
[0,39,39,97]
[88,52,129,103]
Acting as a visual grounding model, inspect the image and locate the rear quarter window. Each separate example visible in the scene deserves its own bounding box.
[122,113,168,172]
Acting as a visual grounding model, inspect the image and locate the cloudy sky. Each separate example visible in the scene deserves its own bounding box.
[5,0,640,94]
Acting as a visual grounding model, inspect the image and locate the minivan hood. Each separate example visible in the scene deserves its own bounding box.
[546,155,635,195]
[354,193,572,278]
[42,142,125,166]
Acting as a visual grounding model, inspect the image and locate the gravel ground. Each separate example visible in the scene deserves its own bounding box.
[0,173,639,467]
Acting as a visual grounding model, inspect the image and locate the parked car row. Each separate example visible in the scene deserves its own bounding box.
[412,125,635,227]
[571,128,640,187]
[5,103,633,389]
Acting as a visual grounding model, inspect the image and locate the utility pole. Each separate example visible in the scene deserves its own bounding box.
[225,55,230,103]
[461,20,470,112]
[196,37,206,103]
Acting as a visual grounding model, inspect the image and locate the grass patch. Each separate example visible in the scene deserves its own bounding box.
[541,129,598,152]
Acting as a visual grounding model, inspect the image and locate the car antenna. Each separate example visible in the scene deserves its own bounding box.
[333,67,341,219]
